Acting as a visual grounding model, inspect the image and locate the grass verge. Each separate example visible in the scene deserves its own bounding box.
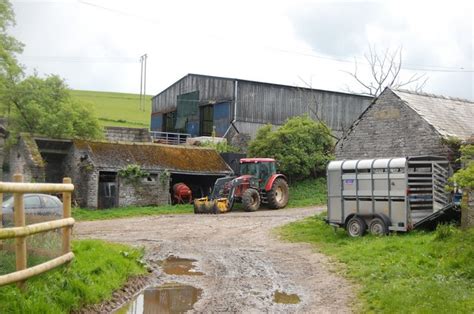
[73,178,325,221]
[0,239,146,313]
[73,204,193,221]
[278,214,474,313]
[287,177,326,208]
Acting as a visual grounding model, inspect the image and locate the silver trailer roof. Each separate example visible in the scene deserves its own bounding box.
[328,157,407,171]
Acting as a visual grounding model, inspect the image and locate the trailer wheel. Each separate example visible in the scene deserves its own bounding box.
[242,188,260,212]
[369,218,389,236]
[346,217,367,237]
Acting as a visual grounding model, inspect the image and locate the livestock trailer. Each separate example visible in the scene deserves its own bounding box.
[327,156,451,236]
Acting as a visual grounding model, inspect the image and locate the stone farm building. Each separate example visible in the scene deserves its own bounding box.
[8,134,232,208]
[150,74,373,141]
[336,88,474,161]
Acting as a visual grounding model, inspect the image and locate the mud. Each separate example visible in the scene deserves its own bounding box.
[273,291,301,304]
[75,207,354,313]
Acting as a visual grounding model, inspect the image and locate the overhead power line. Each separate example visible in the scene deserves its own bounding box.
[21,55,138,64]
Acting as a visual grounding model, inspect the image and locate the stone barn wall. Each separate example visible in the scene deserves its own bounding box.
[63,144,99,208]
[8,135,45,182]
[118,173,169,207]
[336,89,449,160]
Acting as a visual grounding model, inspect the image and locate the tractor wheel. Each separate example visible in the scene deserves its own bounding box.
[267,178,289,209]
[242,188,261,212]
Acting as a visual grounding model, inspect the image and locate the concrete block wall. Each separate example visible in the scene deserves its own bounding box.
[336,89,449,160]
[104,127,152,143]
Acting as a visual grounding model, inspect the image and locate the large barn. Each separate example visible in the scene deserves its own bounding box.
[336,88,474,161]
[150,74,373,141]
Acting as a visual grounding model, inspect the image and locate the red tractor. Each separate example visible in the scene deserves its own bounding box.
[194,158,289,214]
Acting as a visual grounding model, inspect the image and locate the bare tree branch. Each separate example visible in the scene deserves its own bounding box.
[346,45,428,96]
[297,76,343,141]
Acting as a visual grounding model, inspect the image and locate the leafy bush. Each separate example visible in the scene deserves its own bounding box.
[451,144,474,189]
[118,164,149,183]
[248,115,334,180]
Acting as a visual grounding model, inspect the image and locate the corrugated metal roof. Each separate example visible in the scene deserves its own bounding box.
[393,89,474,140]
[74,140,232,175]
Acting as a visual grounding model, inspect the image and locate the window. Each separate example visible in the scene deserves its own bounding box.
[259,162,271,180]
[200,105,213,136]
[43,196,61,208]
[163,111,177,132]
[24,196,41,209]
[143,174,158,182]
[240,163,258,176]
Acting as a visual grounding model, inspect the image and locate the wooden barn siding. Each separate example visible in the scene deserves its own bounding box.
[236,81,371,132]
[152,75,372,134]
[152,76,234,113]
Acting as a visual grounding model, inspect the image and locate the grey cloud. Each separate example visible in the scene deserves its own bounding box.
[289,2,397,57]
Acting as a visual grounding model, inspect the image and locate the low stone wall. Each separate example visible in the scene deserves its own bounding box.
[104,127,151,143]
[118,175,169,207]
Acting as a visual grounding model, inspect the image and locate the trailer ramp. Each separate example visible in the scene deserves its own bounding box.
[413,203,460,230]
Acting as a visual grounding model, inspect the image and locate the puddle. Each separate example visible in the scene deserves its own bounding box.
[117,282,202,314]
[160,256,204,276]
[273,290,301,304]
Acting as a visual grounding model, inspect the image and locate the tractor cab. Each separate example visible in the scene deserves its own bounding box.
[239,158,276,188]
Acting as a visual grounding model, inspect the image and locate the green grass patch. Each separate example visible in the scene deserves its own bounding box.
[73,178,325,221]
[287,177,326,208]
[0,239,146,313]
[278,214,474,313]
[73,204,193,221]
[70,90,151,128]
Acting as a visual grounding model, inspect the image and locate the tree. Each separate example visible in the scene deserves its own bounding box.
[6,74,103,140]
[248,115,334,180]
[451,144,474,190]
[0,1,102,140]
[0,0,24,101]
[346,46,427,97]
[450,144,474,229]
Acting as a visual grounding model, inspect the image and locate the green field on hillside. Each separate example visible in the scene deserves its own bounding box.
[70,90,152,128]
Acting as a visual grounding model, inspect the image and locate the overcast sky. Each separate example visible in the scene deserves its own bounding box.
[10,0,474,100]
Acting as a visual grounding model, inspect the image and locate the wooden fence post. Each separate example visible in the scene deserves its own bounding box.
[62,177,72,256]
[13,174,26,289]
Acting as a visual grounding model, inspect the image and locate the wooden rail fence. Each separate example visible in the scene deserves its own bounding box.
[0,174,75,288]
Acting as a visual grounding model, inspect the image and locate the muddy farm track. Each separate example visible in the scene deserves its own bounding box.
[75,207,354,313]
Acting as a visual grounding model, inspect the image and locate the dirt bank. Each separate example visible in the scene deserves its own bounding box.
[75,207,354,313]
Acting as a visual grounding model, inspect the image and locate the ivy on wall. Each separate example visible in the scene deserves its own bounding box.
[118,164,149,184]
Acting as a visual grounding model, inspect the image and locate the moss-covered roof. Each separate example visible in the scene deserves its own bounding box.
[73,140,232,175]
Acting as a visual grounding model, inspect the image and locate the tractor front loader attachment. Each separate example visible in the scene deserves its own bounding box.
[193,176,236,214]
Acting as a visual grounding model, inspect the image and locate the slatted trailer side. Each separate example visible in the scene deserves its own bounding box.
[327,156,450,236]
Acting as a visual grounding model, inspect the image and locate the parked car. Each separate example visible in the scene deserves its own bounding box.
[1,194,63,227]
